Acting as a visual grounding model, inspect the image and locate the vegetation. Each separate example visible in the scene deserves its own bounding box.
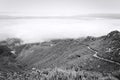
[0,31,120,79]
[0,68,118,80]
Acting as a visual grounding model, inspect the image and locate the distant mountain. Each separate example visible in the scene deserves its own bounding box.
[73,14,120,19]
[1,14,120,19]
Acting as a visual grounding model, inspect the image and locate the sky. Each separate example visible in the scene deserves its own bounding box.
[0,0,120,16]
[0,0,120,43]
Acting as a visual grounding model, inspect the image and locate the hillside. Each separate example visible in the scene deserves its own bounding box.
[0,30,120,79]
[16,30,120,74]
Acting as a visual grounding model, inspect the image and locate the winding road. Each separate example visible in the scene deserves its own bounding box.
[87,46,120,66]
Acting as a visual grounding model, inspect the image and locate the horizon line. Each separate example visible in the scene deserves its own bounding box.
[1,13,120,19]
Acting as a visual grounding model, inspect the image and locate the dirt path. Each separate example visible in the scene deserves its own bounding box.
[87,46,120,66]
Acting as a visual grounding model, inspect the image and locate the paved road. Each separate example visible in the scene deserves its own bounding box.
[87,46,120,66]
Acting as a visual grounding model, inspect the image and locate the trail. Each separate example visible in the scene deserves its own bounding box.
[87,46,120,66]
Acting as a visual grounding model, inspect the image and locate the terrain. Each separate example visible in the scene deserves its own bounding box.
[16,31,120,73]
[0,30,120,80]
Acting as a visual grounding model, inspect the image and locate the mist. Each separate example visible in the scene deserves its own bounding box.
[0,18,120,43]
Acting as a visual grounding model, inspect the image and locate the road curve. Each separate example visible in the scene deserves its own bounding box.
[87,46,120,66]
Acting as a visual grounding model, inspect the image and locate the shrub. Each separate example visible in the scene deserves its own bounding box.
[0,68,118,80]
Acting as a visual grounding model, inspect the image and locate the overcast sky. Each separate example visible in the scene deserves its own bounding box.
[0,0,120,16]
[0,0,120,43]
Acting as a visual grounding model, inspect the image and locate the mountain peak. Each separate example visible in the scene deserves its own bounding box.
[106,30,120,40]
